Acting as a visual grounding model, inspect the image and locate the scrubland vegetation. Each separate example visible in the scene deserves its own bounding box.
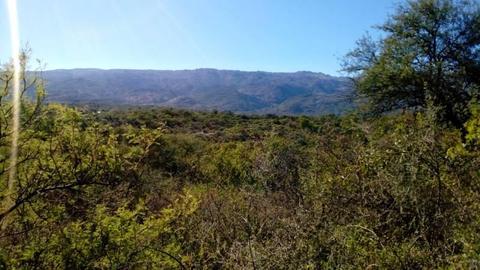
[0,0,479,269]
[1,97,480,269]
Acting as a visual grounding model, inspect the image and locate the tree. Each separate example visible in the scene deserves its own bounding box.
[343,0,480,128]
[0,50,46,223]
[0,54,163,228]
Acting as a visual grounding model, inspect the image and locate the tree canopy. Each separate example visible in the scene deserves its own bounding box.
[344,0,480,127]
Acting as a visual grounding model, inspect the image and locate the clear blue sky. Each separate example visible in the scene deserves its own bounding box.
[1,0,396,75]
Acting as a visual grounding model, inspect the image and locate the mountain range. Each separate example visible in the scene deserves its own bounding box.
[39,68,353,115]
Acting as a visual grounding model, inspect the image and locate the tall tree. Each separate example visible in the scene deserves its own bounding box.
[344,0,480,128]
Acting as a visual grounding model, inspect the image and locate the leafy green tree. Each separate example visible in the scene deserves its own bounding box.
[0,51,46,224]
[344,0,480,128]
[0,104,162,224]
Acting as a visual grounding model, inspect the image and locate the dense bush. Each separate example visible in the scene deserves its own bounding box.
[0,94,478,268]
[0,0,479,267]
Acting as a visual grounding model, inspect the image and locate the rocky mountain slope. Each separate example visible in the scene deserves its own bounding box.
[41,68,353,115]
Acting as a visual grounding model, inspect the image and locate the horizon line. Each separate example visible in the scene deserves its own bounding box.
[39,67,347,77]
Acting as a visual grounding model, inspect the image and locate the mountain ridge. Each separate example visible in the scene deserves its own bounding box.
[39,68,353,115]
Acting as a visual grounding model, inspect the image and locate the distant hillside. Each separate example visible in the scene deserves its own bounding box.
[40,69,353,115]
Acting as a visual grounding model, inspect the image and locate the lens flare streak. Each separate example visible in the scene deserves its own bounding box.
[6,0,21,207]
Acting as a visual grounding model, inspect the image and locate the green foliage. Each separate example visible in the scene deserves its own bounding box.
[1,2,480,267]
[9,191,198,269]
[344,0,480,128]
[1,100,479,269]
[255,135,305,201]
[466,101,480,146]
[202,142,257,186]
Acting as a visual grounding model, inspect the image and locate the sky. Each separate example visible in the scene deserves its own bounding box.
[0,0,396,75]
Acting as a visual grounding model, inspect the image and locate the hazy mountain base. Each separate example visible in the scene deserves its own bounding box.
[38,69,353,115]
[2,103,479,269]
